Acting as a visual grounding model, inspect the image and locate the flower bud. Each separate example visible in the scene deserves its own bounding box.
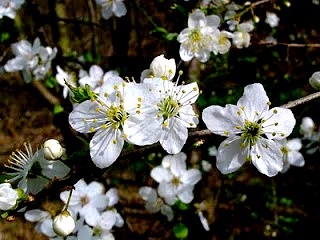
[0,183,19,211]
[43,139,66,160]
[52,210,75,236]
[309,71,320,90]
[150,54,176,80]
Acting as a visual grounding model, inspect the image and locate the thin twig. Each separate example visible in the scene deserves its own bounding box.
[281,91,320,109]
[32,81,60,106]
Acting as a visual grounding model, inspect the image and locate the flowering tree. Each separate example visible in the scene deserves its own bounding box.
[1,0,320,239]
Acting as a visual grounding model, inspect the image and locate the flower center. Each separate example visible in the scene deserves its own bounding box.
[106,104,128,130]
[158,96,181,127]
[241,120,262,147]
[190,29,201,42]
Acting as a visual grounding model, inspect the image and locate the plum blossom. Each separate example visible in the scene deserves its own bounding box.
[55,66,77,99]
[60,179,108,223]
[68,76,158,168]
[25,209,57,238]
[140,54,176,81]
[5,142,70,194]
[177,9,221,62]
[309,71,320,90]
[52,210,76,237]
[232,21,254,48]
[140,77,200,154]
[202,83,296,177]
[95,0,127,20]
[150,152,202,205]
[0,0,24,19]
[0,183,19,211]
[139,186,174,221]
[4,38,57,82]
[79,65,119,93]
[277,138,305,173]
[265,12,280,28]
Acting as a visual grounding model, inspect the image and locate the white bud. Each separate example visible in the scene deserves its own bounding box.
[309,71,320,90]
[0,183,19,211]
[150,54,176,80]
[52,210,75,237]
[43,139,66,160]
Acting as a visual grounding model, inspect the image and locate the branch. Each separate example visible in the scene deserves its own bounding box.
[32,81,60,106]
[281,91,320,109]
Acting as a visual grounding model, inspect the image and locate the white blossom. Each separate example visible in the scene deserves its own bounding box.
[177,9,221,62]
[139,186,174,221]
[0,183,19,211]
[0,0,24,19]
[265,12,280,28]
[43,139,66,160]
[309,71,320,90]
[55,66,77,99]
[69,76,159,168]
[150,152,202,205]
[232,21,254,48]
[52,211,76,237]
[202,83,296,177]
[95,0,127,20]
[79,65,119,93]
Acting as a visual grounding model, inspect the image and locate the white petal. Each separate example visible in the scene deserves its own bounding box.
[178,189,194,204]
[90,128,124,168]
[287,151,305,167]
[251,139,283,177]
[188,9,206,29]
[216,136,246,174]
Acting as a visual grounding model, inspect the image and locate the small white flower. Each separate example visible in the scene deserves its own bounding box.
[202,83,296,177]
[177,9,221,62]
[79,65,119,93]
[201,160,212,172]
[0,183,19,211]
[277,138,305,173]
[309,71,320,90]
[151,152,202,205]
[265,12,280,28]
[300,117,316,139]
[0,0,25,19]
[95,0,127,20]
[25,209,56,237]
[5,142,70,194]
[52,210,76,237]
[232,21,254,48]
[60,179,108,223]
[139,186,174,221]
[141,54,176,81]
[43,139,66,160]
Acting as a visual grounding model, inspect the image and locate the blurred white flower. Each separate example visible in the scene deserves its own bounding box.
[265,12,280,28]
[232,21,254,48]
[277,138,305,173]
[95,0,127,20]
[0,183,19,211]
[55,66,77,99]
[0,0,25,19]
[139,186,174,221]
[25,209,56,238]
[151,152,202,205]
[309,71,320,90]
[79,65,119,93]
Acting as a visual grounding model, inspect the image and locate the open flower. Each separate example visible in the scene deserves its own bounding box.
[0,0,25,19]
[141,77,200,154]
[95,0,127,20]
[150,152,202,205]
[202,83,296,177]
[5,142,70,194]
[177,9,221,62]
[69,76,158,168]
[232,21,254,48]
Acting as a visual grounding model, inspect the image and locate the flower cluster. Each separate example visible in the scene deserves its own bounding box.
[68,55,200,168]
[139,152,202,221]
[177,8,254,62]
[4,38,57,83]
